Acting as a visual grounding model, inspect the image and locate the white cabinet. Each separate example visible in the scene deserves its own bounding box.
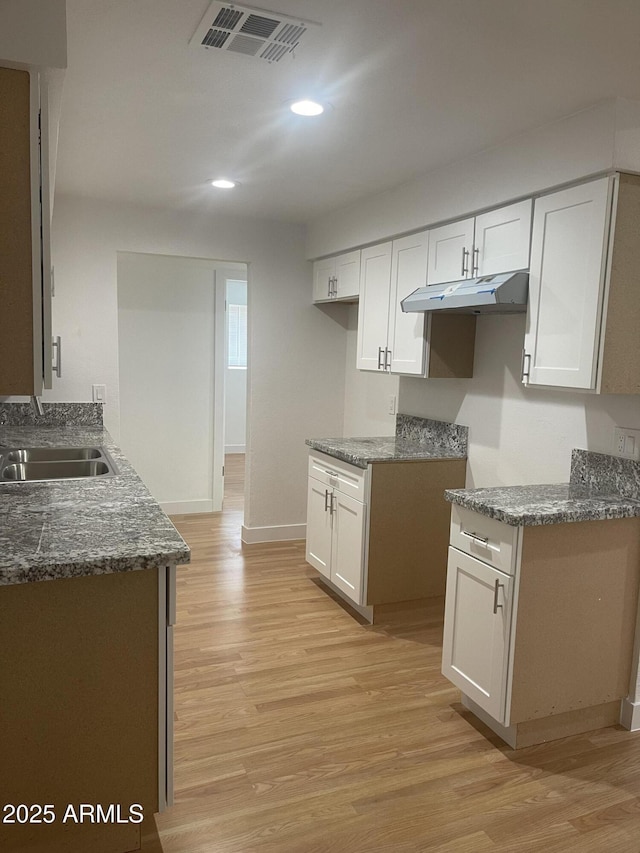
[355,242,393,371]
[312,250,360,302]
[442,503,640,748]
[522,174,640,394]
[306,454,366,605]
[442,547,513,721]
[427,200,532,285]
[0,66,56,396]
[356,236,476,378]
[306,451,467,621]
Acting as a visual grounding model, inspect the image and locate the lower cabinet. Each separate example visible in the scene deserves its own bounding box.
[442,504,640,748]
[306,450,467,620]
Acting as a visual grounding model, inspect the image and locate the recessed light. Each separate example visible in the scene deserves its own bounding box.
[211,179,236,189]
[290,99,324,117]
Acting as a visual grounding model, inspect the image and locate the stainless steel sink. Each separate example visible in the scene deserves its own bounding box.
[0,446,118,483]
[5,447,102,463]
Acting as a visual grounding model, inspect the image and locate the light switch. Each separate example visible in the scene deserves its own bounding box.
[92,384,107,404]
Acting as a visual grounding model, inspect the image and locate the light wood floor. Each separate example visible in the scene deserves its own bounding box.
[148,455,640,852]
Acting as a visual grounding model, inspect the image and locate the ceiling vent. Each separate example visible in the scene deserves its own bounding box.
[190,2,320,63]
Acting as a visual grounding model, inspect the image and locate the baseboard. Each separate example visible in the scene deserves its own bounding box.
[225,445,245,454]
[241,523,306,544]
[620,698,640,730]
[161,499,216,515]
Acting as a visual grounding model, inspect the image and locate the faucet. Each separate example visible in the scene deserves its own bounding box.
[31,396,44,417]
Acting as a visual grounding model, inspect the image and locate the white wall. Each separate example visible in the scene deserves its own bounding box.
[117,252,220,514]
[0,0,67,69]
[343,305,398,436]
[49,195,347,534]
[400,315,640,488]
[306,99,638,259]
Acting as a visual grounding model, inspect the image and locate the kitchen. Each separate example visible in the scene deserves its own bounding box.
[2,1,640,851]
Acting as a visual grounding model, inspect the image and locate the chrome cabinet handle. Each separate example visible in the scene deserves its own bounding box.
[460,530,489,545]
[330,494,337,515]
[385,348,391,370]
[324,489,330,512]
[378,347,385,370]
[331,275,338,297]
[493,579,504,614]
[461,247,470,276]
[52,335,62,378]
[521,350,531,383]
[472,247,479,276]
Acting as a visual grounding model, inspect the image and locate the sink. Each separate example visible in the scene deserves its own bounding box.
[5,447,102,463]
[0,446,117,483]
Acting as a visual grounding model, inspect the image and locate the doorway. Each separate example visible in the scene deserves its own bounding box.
[117,253,247,515]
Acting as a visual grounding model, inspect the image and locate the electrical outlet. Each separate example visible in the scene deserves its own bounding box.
[613,426,640,460]
[92,384,107,404]
[388,394,397,416]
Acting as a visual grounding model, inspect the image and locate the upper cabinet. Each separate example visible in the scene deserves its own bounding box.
[356,235,476,378]
[427,200,532,285]
[312,250,360,302]
[523,174,640,394]
[0,68,55,396]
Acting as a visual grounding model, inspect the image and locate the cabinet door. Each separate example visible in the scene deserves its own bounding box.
[312,257,335,302]
[388,231,428,375]
[442,547,512,722]
[305,477,332,579]
[356,242,392,371]
[523,177,613,390]
[335,250,360,300]
[474,199,532,276]
[426,218,475,285]
[331,491,366,605]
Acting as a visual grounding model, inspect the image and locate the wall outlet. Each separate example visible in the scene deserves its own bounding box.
[92,384,107,404]
[388,394,397,416]
[613,426,640,460]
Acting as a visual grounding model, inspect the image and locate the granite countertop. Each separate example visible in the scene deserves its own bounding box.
[306,414,468,469]
[306,436,467,468]
[0,424,191,586]
[445,450,640,526]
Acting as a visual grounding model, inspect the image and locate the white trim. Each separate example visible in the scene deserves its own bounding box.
[212,274,226,512]
[241,523,306,544]
[620,698,640,731]
[225,444,245,454]
[161,499,215,515]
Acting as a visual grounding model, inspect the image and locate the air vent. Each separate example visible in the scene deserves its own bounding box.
[190,1,320,63]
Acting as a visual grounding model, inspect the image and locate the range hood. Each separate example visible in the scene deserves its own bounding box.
[401,271,529,315]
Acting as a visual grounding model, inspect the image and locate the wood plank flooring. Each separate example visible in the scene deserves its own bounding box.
[148,454,640,851]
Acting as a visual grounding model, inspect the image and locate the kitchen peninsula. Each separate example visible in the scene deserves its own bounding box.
[0,403,190,853]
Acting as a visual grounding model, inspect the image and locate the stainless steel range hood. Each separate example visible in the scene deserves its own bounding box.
[401,271,529,315]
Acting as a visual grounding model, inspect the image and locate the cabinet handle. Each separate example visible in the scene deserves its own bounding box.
[52,336,62,378]
[493,579,504,614]
[460,529,489,545]
[521,350,531,383]
[378,347,385,370]
[385,348,391,370]
[472,247,479,276]
[330,494,337,515]
[461,247,469,276]
[332,275,337,297]
[324,489,331,512]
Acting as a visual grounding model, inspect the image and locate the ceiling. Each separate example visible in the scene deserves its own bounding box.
[55,0,640,224]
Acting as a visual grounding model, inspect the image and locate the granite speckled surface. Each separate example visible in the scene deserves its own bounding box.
[0,402,103,427]
[445,449,640,527]
[0,423,190,586]
[306,415,468,469]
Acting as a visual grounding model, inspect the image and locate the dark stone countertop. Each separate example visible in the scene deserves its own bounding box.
[0,424,190,586]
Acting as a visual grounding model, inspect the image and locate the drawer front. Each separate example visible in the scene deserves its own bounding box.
[450,504,519,575]
[308,451,367,501]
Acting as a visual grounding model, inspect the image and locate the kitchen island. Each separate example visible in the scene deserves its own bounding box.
[305,415,469,621]
[0,403,190,853]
